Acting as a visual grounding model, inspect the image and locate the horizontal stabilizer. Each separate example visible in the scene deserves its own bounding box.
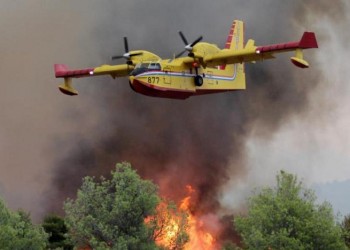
[245,39,255,49]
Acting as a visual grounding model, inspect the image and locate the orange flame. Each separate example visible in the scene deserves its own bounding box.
[181,185,215,250]
[147,185,217,250]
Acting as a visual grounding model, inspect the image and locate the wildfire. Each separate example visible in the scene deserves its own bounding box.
[147,185,217,250]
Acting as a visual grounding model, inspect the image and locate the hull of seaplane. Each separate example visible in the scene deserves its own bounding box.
[129,77,236,100]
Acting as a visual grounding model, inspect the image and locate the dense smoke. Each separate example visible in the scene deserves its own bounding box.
[220,0,350,212]
[49,1,288,212]
[50,0,327,215]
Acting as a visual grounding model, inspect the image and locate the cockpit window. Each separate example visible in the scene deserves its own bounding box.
[148,63,161,70]
[130,62,161,76]
[140,63,150,68]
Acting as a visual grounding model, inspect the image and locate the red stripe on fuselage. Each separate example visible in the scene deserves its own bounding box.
[130,79,193,99]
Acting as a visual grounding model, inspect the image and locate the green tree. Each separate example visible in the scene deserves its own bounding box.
[341,214,350,248]
[64,162,160,249]
[42,214,73,249]
[234,171,347,250]
[221,242,243,250]
[0,199,47,249]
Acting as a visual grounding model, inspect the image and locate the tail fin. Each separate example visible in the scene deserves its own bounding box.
[219,20,245,70]
[225,20,244,50]
[217,20,246,89]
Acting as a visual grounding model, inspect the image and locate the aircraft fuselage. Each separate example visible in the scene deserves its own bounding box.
[128,58,246,99]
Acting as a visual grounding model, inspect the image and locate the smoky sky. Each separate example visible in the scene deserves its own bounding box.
[0,0,346,223]
[49,0,322,215]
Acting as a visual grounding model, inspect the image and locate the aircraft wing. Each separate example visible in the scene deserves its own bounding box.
[54,63,134,95]
[204,32,318,68]
[54,63,133,78]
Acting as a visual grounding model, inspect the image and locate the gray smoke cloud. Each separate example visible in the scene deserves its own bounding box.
[0,1,347,236]
[48,1,299,210]
[49,0,323,216]
[0,1,104,220]
[221,0,350,213]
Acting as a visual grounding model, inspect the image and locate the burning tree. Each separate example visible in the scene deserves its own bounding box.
[146,200,190,249]
[147,185,220,250]
[63,162,223,249]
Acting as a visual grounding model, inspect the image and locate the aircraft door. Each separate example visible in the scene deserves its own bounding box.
[163,67,171,85]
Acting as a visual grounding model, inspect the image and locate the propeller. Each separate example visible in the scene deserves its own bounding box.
[112,37,143,64]
[175,31,203,58]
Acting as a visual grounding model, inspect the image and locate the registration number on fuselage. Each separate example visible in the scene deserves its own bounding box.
[147,77,160,84]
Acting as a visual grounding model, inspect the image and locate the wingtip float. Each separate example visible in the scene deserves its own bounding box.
[54,20,318,99]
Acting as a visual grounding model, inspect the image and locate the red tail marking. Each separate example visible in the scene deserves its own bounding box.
[219,21,236,70]
[224,21,236,49]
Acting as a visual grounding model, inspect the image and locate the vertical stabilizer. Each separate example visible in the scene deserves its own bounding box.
[219,20,245,70]
[225,20,244,50]
[217,20,246,90]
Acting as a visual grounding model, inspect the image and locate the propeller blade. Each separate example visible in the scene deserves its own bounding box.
[111,55,124,60]
[176,31,203,58]
[175,50,186,58]
[190,36,203,47]
[179,31,188,45]
[124,37,129,53]
[112,37,143,63]
[129,52,143,57]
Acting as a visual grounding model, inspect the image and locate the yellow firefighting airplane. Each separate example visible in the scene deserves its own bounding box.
[54,20,318,99]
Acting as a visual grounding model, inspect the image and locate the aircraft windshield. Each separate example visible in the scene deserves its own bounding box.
[130,62,161,76]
